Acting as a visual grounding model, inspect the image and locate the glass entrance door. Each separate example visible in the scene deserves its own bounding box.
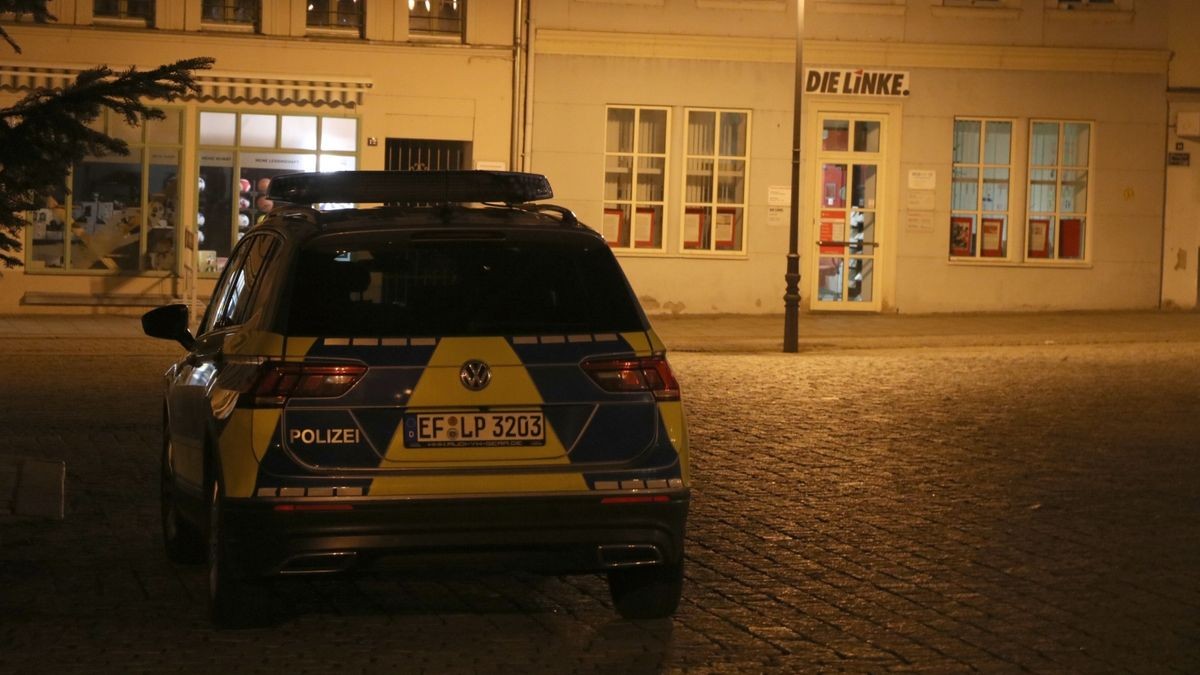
[811,114,885,311]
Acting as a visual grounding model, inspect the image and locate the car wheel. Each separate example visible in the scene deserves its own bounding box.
[207,476,261,628]
[607,559,684,620]
[161,439,204,563]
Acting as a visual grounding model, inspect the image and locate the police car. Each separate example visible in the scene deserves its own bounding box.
[142,171,690,626]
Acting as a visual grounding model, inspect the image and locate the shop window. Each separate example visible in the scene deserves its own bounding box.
[1026,120,1091,261]
[603,106,668,251]
[307,0,364,32]
[202,0,260,26]
[26,109,182,274]
[950,119,1012,259]
[197,111,358,275]
[682,109,750,253]
[409,0,464,39]
[93,0,154,22]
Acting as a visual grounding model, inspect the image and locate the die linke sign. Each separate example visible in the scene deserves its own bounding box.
[805,68,911,97]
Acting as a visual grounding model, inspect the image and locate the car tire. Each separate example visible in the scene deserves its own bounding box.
[607,558,684,620]
[161,439,204,564]
[207,476,265,628]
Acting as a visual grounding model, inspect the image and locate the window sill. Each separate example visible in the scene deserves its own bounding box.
[408,32,465,44]
[1046,8,1133,23]
[305,26,363,39]
[91,16,151,28]
[200,21,257,34]
[613,249,749,261]
[931,6,1021,19]
[696,0,786,11]
[813,1,905,17]
[947,257,1092,268]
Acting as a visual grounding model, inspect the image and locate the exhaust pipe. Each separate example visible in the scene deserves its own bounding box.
[279,551,357,575]
[597,544,662,569]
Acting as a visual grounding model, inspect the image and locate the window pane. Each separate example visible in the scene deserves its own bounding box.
[607,108,634,153]
[319,154,357,173]
[605,155,632,201]
[321,117,357,151]
[281,116,318,150]
[240,114,277,147]
[951,167,978,211]
[953,120,981,164]
[822,164,847,208]
[198,153,236,268]
[849,258,873,302]
[851,164,876,209]
[688,111,715,155]
[1063,123,1090,166]
[714,207,741,251]
[1028,168,1057,213]
[982,168,1009,211]
[822,119,849,152]
[70,152,144,271]
[717,159,745,205]
[686,158,713,204]
[719,112,748,156]
[983,121,1011,164]
[200,112,237,146]
[202,0,258,23]
[817,257,844,301]
[1058,217,1085,259]
[147,149,181,272]
[1060,169,1087,213]
[27,185,69,269]
[146,109,181,145]
[638,109,667,154]
[1030,123,1059,166]
[853,120,880,153]
[410,0,463,36]
[950,215,975,257]
[636,156,664,202]
[980,216,1006,258]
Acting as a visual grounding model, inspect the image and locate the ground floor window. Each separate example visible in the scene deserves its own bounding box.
[950,118,1012,259]
[682,109,750,253]
[26,109,182,273]
[603,106,669,250]
[1027,120,1091,261]
[197,110,358,274]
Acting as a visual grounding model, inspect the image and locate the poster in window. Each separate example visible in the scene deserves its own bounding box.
[1028,218,1051,258]
[1059,218,1083,259]
[715,208,738,249]
[634,207,657,248]
[981,218,1004,257]
[950,216,973,257]
[602,208,625,246]
[683,207,706,249]
[819,209,845,255]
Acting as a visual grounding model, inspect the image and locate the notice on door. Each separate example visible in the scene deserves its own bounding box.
[820,210,845,253]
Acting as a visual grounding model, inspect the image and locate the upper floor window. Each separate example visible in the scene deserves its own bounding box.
[603,106,668,250]
[94,0,154,22]
[1056,0,1117,7]
[682,109,749,253]
[950,119,1012,259]
[307,0,364,31]
[202,0,260,26]
[409,0,464,38]
[1027,121,1091,261]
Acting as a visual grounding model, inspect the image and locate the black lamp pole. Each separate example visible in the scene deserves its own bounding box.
[783,0,805,353]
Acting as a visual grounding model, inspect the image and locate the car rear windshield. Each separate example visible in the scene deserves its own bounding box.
[285,231,646,337]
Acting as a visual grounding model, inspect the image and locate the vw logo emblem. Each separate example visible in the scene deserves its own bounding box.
[459,360,492,391]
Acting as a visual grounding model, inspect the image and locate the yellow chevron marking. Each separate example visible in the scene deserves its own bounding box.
[218,410,261,498]
[620,331,651,356]
[252,409,282,462]
[382,337,569,465]
[224,330,285,357]
[657,401,691,486]
[368,471,588,497]
[647,329,667,354]
[287,337,318,358]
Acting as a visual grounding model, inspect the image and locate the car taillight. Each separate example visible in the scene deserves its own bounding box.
[251,363,366,407]
[582,355,680,401]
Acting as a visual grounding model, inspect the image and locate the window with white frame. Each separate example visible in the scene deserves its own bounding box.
[202,0,260,26]
[950,119,1012,259]
[683,109,749,253]
[409,0,464,39]
[306,0,364,31]
[603,106,668,250]
[93,0,154,22]
[1026,120,1091,261]
[197,111,358,274]
[26,109,182,273]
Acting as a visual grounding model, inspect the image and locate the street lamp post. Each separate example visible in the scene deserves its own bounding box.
[783,0,805,353]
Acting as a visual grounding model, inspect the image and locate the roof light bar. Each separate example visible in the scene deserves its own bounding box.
[267,170,554,206]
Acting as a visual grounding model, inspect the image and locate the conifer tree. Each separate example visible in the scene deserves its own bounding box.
[0,1,213,269]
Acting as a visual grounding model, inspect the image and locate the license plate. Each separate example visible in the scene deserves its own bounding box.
[404,412,545,448]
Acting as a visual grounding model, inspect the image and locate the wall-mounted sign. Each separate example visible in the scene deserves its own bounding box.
[805,68,911,97]
[1168,152,1190,167]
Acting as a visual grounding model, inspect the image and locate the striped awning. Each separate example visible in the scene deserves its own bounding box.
[0,63,372,109]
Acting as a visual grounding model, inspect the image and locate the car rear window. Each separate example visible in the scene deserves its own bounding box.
[285,231,646,337]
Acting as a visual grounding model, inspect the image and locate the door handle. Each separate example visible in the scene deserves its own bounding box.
[817,240,879,247]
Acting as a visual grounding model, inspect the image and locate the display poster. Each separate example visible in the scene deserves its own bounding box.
[602,208,623,245]
[905,210,934,233]
[633,208,656,247]
[950,216,973,256]
[714,209,737,248]
[767,206,787,228]
[819,209,845,254]
[683,208,705,248]
[1028,219,1050,258]
[908,169,936,191]
[906,189,935,211]
[767,186,792,206]
[1059,218,1083,258]
[981,218,1004,257]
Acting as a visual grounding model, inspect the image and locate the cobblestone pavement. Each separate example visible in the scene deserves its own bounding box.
[1,335,1198,673]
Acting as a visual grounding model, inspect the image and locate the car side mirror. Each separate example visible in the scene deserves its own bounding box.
[142,304,196,351]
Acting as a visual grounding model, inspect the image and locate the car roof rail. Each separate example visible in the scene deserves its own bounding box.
[517,203,579,228]
[267,170,554,207]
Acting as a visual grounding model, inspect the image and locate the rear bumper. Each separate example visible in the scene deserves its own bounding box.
[223,491,689,578]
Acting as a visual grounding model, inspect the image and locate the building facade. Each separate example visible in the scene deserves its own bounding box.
[1,0,1197,315]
